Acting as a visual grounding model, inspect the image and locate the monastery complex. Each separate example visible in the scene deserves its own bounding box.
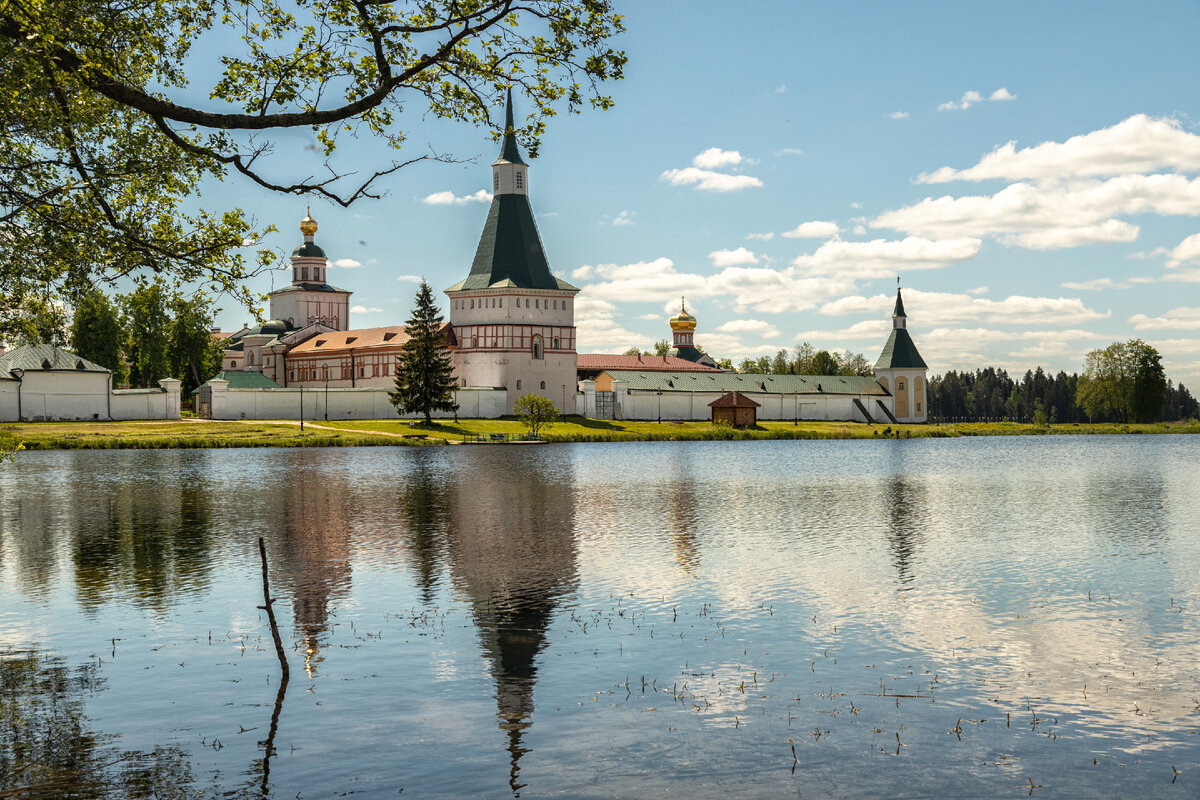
[0,93,929,425]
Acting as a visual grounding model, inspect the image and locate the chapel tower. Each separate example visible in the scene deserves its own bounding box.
[268,211,351,331]
[446,89,579,414]
[873,282,928,422]
[667,298,719,368]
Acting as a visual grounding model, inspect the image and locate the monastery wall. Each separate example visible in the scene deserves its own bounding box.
[587,384,885,423]
[0,375,180,421]
[204,382,506,421]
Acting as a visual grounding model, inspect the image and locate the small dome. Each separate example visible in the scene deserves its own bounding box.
[292,242,326,259]
[669,297,697,332]
[300,213,318,237]
[262,319,289,334]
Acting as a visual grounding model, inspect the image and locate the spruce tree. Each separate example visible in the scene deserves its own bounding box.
[390,281,459,423]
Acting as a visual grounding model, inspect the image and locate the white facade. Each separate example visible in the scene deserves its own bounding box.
[874,370,927,423]
[448,289,578,414]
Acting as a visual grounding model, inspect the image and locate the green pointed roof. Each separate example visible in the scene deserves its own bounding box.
[893,287,907,318]
[450,195,577,292]
[495,88,526,166]
[875,328,927,370]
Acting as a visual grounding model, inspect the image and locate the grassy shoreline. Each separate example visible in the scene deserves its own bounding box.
[2,417,1198,451]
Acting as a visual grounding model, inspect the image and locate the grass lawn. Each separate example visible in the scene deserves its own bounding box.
[2,417,1196,451]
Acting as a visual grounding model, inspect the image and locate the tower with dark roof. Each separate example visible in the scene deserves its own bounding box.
[873,283,929,422]
[667,297,719,368]
[446,90,580,414]
[268,212,352,331]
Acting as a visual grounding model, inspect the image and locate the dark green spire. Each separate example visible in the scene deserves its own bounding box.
[497,88,526,165]
[893,285,907,318]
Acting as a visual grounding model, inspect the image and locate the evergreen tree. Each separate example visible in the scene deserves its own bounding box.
[390,282,458,424]
[70,288,126,387]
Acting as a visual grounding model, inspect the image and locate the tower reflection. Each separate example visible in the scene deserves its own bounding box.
[445,449,578,796]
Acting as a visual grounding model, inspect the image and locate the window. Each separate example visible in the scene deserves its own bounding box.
[515,171,523,190]
[897,380,906,391]
[532,336,543,359]
[552,337,560,349]
[229,361,235,368]
[461,378,466,387]
[540,381,546,390]
[358,366,364,377]
[917,402,923,412]
[470,299,474,309]
[498,298,503,308]
[302,267,308,280]
[494,172,499,192]
[472,336,478,348]
[535,299,539,309]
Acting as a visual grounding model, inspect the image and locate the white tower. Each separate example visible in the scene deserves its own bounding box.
[446,90,579,414]
[873,282,929,422]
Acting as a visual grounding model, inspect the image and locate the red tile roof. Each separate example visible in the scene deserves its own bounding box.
[289,325,410,354]
[577,353,723,372]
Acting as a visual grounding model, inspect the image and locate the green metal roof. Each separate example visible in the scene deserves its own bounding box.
[874,328,927,370]
[893,287,907,317]
[450,195,577,291]
[495,88,526,166]
[0,344,108,373]
[602,370,887,396]
[291,242,327,258]
[270,282,349,295]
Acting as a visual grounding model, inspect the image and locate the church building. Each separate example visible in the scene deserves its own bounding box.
[873,284,928,423]
[445,89,580,414]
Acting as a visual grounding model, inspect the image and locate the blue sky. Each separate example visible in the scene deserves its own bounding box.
[202,1,1200,387]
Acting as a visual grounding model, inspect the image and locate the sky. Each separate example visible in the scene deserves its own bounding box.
[199,1,1200,387]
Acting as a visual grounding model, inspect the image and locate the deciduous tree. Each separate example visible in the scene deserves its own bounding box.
[70,288,125,387]
[121,280,170,388]
[0,0,625,315]
[514,393,559,437]
[168,292,224,396]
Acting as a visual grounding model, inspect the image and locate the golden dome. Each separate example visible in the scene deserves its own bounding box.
[669,297,697,332]
[299,211,318,237]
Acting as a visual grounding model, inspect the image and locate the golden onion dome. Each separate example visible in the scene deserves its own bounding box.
[669,297,697,332]
[299,211,318,237]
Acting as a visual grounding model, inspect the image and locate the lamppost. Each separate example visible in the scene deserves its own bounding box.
[324,373,329,421]
[299,384,304,431]
[11,368,23,422]
[656,391,663,423]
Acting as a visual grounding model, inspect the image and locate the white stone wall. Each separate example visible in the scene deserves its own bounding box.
[583,384,888,423]
[0,375,181,421]
[204,382,507,421]
[874,368,928,423]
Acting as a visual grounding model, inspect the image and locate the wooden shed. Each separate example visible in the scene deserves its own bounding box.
[708,391,760,428]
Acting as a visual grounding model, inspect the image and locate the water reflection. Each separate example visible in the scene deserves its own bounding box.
[396,450,453,604]
[0,650,194,799]
[446,450,578,795]
[884,475,925,588]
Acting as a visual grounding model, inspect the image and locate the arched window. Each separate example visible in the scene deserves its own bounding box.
[532,335,543,359]
[897,379,906,391]
[498,298,503,308]
[540,381,546,390]
[470,299,474,309]
[516,380,522,390]
[247,352,255,366]
[535,299,539,309]
[552,337,560,349]
[472,336,478,348]
[461,378,466,387]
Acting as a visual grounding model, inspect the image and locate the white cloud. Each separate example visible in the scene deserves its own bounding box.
[782,220,842,239]
[571,256,854,314]
[350,305,383,314]
[332,258,362,268]
[919,115,1200,183]
[396,274,422,283]
[660,167,762,192]
[774,83,788,95]
[715,319,780,339]
[422,189,492,205]
[890,111,910,120]
[692,147,744,169]
[635,313,661,321]
[1129,308,1200,331]
[1166,233,1200,268]
[708,247,759,267]
[774,147,805,157]
[746,232,775,241]
[819,289,1109,326]
[849,202,862,209]
[989,87,1017,102]
[791,236,982,278]
[611,210,636,227]
[937,90,983,111]
[573,294,644,351]
[873,174,1200,248]
[1060,277,1132,291]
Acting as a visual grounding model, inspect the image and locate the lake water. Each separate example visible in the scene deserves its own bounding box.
[2,436,1199,798]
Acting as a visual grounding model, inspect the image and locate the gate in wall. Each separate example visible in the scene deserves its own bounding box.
[197,384,213,419]
[594,391,615,420]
